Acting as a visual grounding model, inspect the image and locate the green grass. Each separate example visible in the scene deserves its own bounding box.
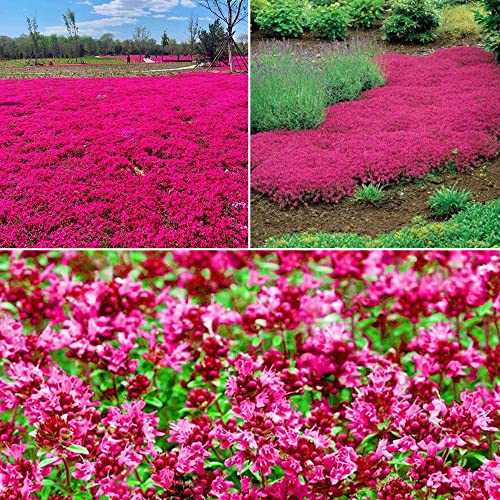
[0,60,194,79]
[0,56,123,66]
[353,184,385,205]
[264,198,500,248]
[436,3,482,42]
[428,185,473,217]
[251,46,385,133]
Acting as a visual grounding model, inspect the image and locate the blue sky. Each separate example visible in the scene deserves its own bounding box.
[0,0,248,42]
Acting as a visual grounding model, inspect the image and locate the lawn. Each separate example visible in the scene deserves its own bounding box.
[0,72,248,247]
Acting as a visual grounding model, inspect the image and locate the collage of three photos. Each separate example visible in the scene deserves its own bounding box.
[0,0,499,498]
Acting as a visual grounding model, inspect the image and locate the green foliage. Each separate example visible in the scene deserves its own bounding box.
[251,49,327,132]
[354,184,385,204]
[251,47,384,132]
[436,3,482,41]
[255,0,308,37]
[428,185,473,217]
[321,51,385,104]
[475,0,500,61]
[198,19,227,62]
[251,0,270,26]
[308,5,351,40]
[347,0,386,29]
[383,0,441,43]
[265,198,500,248]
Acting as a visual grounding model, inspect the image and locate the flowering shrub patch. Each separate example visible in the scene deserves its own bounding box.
[0,72,248,247]
[252,47,500,206]
[0,249,499,499]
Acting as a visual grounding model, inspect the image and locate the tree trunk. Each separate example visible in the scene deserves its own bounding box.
[227,32,234,73]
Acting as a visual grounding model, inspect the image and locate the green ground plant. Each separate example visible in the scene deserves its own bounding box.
[429,185,473,217]
[436,3,482,42]
[265,198,500,248]
[383,0,441,43]
[353,184,385,204]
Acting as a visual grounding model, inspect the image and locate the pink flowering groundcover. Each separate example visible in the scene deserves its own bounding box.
[252,47,500,206]
[0,250,499,499]
[0,72,248,247]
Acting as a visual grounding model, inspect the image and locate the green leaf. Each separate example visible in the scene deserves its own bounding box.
[39,457,60,468]
[66,444,90,455]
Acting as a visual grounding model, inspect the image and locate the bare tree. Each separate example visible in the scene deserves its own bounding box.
[26,16,41,65]
[186,16,199,61]
[197,0,247,72]
[132,26,151,62]
[62,9,79,62]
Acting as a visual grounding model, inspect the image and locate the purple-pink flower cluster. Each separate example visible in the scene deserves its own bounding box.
[0,250,499,499]
[252,47,500,206]
[0,72,248,247]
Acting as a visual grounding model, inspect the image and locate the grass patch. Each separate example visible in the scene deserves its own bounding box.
[436,3,482,42]
[265,198,500,248]
[428,185,473,217]
[251,46,385,133]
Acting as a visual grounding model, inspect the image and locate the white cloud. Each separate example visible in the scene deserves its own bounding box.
[92,0,194,17]
[77,1,93,5]
[166,16,188,20]
[151,13,166,17]
[44,16,137,36]
[199,16,213,21]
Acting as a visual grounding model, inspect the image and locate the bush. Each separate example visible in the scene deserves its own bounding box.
[308,6,351,40]
[428,185,473,217]
[255,0,308,37]
[475,0,500,61]
[353,183,385,204]
[321,51,385,104]
[347,0,386,29]
[383,0,441,43]
[251,0,269,27]
[436,3,481,42]
[251,49,327,132]
[265,198,500,248]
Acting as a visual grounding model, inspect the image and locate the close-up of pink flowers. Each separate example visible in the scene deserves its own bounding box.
[252,47,500,206]
[0,250,498,499]
[0,72,248,248]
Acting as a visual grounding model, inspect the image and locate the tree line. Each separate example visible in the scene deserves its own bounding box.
[0,18,247,63]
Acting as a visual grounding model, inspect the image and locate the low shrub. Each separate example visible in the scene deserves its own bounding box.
[251,0,269,27]
[265,198,500,248]
[251,49,326,132]
[383,0,441,43]
[475,0,500,61]
[251,45,385,132]
[308,5,351,40]
[255,0,308,37]
[353,183,385,204]
[436,3,482,42]
[347,0,386,29]
[429,185,473,217]
[321,51,385,104]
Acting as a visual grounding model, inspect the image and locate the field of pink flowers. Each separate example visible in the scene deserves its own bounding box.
[0,250,498,499]
[0,72,248,247]
[252,47,500,206]
[100,54,193,63]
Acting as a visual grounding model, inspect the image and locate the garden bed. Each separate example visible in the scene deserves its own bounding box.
[251,157,500,246]
[252,47,499,207]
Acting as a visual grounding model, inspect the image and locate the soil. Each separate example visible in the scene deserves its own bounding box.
[250,158,500,247]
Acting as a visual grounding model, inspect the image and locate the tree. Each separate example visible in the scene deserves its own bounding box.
[62,9,79,62]
[161,30,169,62]
[186,16,199,61]
[132,26,151,62]
[198,19,227,64]
[197,0,247,72]
[26,16,41,65]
